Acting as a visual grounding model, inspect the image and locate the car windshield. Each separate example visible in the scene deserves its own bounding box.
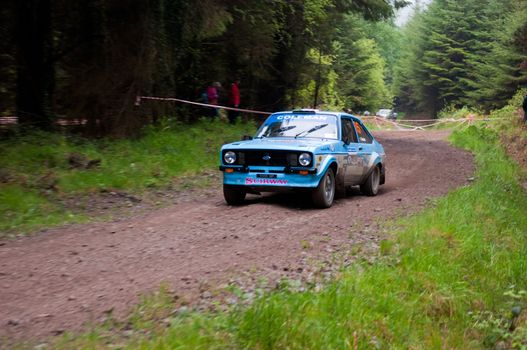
[255,114,338,139]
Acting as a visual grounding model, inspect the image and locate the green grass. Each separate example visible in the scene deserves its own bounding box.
[0,184,88,232]
[47,120,527,349]
[0,119,256,234]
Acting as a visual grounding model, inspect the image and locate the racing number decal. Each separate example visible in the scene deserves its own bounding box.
[346,153,362,166]
[346,153,353,165]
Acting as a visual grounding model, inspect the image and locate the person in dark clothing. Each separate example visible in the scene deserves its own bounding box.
[228,79,240,124]
[522,93,527,123]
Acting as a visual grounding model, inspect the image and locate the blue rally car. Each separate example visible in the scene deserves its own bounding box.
[219,109,386,208]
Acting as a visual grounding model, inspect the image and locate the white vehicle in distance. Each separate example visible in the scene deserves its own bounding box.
[376,108,397,121]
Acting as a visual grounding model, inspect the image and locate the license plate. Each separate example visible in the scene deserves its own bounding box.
[256,174,277,179]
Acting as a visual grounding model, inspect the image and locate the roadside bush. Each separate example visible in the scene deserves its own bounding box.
[0,119,256,233]
[438,105,483,119]
[489,88,527,121]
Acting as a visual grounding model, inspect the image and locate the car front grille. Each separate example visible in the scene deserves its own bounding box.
[224,149,311,167]
[244,150,291,166]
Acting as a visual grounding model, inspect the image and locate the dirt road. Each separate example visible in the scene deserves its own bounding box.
[0,130,474,341]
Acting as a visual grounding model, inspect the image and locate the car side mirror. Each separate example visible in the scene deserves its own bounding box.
[242,135,253,141]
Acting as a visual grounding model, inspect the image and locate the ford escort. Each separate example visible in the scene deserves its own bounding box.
[219,109,386,208]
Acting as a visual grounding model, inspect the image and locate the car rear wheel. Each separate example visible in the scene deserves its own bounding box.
[312,168,335,208]
[223,185,246,205]
[360,165,380,196]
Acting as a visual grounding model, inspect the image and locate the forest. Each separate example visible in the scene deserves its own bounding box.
[2,1,527,348]
[0,0,526,137]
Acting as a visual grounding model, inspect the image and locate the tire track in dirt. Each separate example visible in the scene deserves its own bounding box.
[0,130,474,341]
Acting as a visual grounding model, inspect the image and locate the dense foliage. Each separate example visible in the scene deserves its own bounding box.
[393,0,527,116]
[1,0,407,136]
[2,0,526,131]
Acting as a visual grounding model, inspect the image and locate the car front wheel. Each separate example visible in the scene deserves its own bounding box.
[223,185,246,205]
[360,166,380,196]
[312,168,335,208]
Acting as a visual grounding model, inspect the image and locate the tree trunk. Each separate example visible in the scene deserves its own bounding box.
[15,0,55,130]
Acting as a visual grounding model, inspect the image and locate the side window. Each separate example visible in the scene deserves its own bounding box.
[354,121,373,144]
[341,119,358,144]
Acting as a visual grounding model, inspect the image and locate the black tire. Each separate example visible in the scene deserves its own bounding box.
[223,185,246,205]
[312,168,336,208]
[360,166,380,196]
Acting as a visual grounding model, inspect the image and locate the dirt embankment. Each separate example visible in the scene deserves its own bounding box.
[0,130,474,342]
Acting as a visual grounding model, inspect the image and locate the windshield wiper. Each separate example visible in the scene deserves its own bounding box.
[259,125,296,138]
[294,124,328,138]
[278,125,297,132]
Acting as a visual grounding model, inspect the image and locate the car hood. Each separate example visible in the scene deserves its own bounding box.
[221,138,340,153]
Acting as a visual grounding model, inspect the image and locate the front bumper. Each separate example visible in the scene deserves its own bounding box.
[220,166,321,189]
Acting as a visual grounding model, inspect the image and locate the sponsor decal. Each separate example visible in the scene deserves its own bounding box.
[245,177,288,185]
[276,115,328,121]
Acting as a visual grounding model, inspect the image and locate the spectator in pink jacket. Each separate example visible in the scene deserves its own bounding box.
[206,82,221,117]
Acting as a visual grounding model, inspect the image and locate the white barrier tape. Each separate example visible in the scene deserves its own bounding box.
[364,115,503,131]
[135,96,506,127]
[135,95,272,116]
[364,116,506,122]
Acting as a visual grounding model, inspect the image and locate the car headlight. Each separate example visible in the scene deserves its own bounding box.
[224,151,236,164]
[298,153,311,166]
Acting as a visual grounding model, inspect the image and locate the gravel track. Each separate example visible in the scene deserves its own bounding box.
[0,130,474,341]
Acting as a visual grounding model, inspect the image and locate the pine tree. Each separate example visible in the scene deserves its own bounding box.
[15,0,55,130]
[391,7,427,113]
[335,34,391,112]
[392,0,527,115]
[418,0,487,114]
[466,0,527,110]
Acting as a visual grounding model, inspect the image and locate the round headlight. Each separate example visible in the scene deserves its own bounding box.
[224,151,236,164]
[298,153,311,166]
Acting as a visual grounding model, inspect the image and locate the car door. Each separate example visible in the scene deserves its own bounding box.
[353,119,374,180]
[341,118,363,185]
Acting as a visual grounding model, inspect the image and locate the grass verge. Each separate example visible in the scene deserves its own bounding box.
[48,121,527,349]
[0,119,255,234]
